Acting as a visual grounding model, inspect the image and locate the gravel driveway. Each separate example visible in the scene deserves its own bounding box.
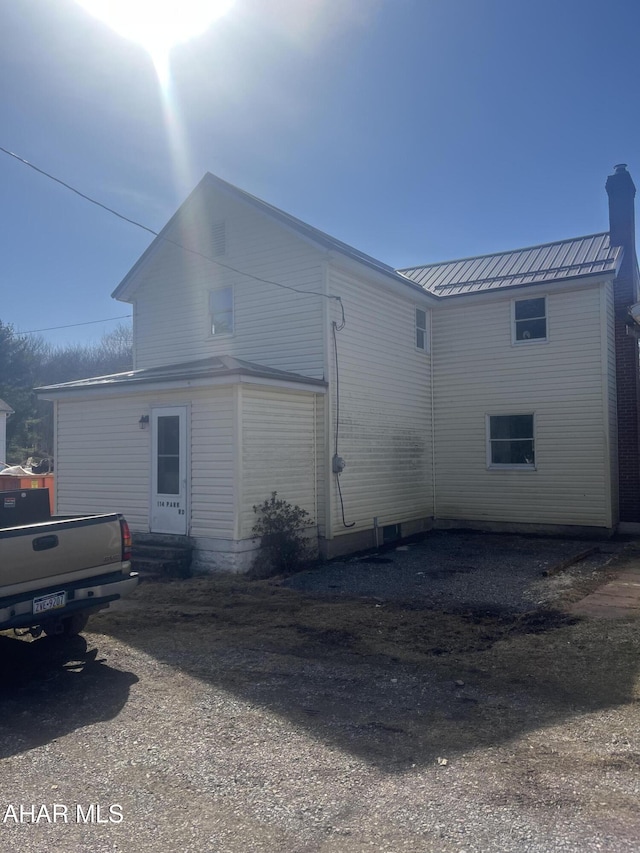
[0,532,638,853]
[286,530,622,611]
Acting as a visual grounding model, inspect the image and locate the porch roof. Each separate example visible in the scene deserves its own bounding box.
[37,355,327,394]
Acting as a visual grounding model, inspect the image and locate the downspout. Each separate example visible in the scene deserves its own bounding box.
[321,259,333,544]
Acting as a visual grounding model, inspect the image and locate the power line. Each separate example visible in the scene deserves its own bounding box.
[0,145,345,318]
[18,315,132,335]
[0,146,157,236]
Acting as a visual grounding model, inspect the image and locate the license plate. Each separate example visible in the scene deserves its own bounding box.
[33,591,67,615]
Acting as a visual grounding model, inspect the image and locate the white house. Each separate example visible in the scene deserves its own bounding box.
[38,165,640,570]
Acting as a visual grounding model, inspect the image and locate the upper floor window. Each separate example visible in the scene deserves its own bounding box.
[210,287,233,336]
[487,414,535,468]
[513,296,547,343]
[416,308,428,351]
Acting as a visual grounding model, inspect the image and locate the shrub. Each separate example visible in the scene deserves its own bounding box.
[251,492,314,577]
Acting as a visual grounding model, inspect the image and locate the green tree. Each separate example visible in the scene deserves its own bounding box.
[0,321,45,463]
[36,324,133,457]
[0,321,133,464]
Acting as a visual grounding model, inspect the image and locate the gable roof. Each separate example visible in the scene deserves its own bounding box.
[0,398,13,414]
[113,173,425,301]
[36,355,327,395]
[398,233,623,297]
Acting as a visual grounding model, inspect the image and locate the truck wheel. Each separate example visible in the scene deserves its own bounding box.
[61,612,90,636]
[43,612,90,638]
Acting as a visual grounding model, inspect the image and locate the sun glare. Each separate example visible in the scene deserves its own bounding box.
[76,0,235,77]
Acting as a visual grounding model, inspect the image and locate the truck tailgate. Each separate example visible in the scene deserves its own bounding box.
[0,515,125,588]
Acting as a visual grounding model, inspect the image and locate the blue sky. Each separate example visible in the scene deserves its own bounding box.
[3,0,640,346]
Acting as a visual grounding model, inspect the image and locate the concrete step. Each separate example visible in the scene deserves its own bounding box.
[131,535,193,579]
[133,543,193,562]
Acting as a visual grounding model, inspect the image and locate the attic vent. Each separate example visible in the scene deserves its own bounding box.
[211,220,226,256]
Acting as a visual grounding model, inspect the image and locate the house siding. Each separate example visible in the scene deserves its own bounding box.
[56,393,157,530]
[606,281,619,524]
[239,386,318,540]
[432,284,613,528]
[55,387,236,538]
[325,266,434,541]
[189,388,236,539]
[129,186,326,378]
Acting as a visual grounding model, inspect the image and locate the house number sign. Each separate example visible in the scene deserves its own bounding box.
[156,501,185,514]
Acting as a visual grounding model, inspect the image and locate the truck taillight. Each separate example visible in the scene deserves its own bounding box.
[120,516,132,562]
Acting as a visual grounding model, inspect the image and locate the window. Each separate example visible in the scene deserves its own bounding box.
[157,415,180,494]
[416,308,428,350]
[513,297,547,342]
[209,287,233,336]
[488,414,535,468]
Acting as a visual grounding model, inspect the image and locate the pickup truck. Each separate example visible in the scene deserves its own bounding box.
[0,488,138,638]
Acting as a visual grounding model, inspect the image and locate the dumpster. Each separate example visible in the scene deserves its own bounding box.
[0,472,54,513]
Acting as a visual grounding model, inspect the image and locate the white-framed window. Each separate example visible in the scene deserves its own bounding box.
[209,286,234,336]
[512,296,547,343]
[487,413,535,469]
[415,308,428,351]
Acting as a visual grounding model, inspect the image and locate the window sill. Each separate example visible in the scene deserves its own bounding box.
[511,338,548,346]
[487,464,537,471]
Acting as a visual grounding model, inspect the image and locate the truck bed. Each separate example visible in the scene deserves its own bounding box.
[0,514,127,593]
[0,503,138,636]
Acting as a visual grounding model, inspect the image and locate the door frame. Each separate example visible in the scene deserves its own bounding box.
[150,404,189,535]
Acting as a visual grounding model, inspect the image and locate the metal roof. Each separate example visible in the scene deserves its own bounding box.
[397,233,623,297]
[37,356,327,394]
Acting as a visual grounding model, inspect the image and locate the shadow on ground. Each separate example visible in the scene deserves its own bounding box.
[89,561,640,772]
[0,633,138,759]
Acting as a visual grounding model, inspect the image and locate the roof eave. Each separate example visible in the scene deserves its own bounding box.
[38,371,327,400]
[432,269,618,301]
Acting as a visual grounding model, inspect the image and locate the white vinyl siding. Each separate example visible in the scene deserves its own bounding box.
[55,387,236,538]
[189,388,236,538]
[326,267,433,536]
[130,186,325,378]
[432,284,612,527]
[239,387,318,539]
[605,281,619,524]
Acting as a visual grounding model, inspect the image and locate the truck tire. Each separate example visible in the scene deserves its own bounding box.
[43,611,90,638]
[62,612,90,636]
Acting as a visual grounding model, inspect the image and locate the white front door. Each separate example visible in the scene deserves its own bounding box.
[151,406,188,535]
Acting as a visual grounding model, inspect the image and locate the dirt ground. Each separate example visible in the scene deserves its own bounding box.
[1,536,639,852]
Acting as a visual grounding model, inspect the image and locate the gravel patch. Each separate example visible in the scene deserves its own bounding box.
[1,536,639,852]
[285,530,625,612]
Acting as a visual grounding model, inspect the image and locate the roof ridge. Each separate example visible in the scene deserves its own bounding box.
[397,232,610,273]
[203,172,399,274]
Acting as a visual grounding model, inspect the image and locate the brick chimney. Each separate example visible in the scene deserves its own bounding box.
[607,164,640,523]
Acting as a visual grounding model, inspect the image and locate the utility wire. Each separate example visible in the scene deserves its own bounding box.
[0,146,158,236]
[19,315,132,335]
[0,145,346,315]
[3,144,354,525]
[332,319,355,528]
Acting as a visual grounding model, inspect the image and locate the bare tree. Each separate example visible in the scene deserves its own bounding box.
[0,323,133,463]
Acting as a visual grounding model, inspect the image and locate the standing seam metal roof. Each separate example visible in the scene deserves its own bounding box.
[397,233,622,296]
